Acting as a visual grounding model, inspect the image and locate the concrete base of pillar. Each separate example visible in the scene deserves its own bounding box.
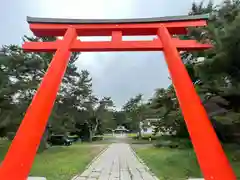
[28,177,47,180]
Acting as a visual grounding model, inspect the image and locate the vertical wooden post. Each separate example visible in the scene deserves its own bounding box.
[111,31,122,42]
[157,25,236,180]
[0,27,77,180]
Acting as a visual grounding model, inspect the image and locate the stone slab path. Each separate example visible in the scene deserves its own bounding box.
[72,143,159,180]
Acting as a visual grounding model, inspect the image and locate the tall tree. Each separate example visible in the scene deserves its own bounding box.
[0,36,96,150]
[180,0,240,140]
[122,94,148,137]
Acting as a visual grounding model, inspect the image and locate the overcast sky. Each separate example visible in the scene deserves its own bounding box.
[0,0,220,108]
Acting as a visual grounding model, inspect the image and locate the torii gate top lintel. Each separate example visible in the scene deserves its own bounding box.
[23,14,211,52]
[27,14,209,24]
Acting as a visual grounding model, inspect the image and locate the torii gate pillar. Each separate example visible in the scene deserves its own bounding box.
[0,15,236,180]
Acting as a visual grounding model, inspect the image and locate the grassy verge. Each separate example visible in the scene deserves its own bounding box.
[127,133,138,138]
[135,145,240,180]
[30,143,105,180]
[127,134,160,145]
[0,139,11,161]
[0,140,105,180]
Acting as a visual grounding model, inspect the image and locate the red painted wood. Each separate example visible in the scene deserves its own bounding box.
[29,19,207,37]
[157,25,236,180]
[111,31,122,42]
[23,39,212,52]
[0,27,77,180]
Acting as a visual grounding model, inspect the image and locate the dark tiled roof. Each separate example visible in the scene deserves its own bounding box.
[27,14,209,24]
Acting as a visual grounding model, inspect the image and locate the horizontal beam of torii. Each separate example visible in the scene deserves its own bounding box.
[0,14,236,180]
[23,14,211,52]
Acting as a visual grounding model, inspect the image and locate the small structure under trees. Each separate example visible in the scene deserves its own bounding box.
[113,125,129,136]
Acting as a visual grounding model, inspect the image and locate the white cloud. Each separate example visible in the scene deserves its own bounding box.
[37,0,136,19]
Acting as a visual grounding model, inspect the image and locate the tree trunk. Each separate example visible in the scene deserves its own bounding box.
[138,121,142,139]
[38,127,49,153]
[90,118,99,141]
[93,118,99,135]
[138,128,142,139]
[89,128,93,142]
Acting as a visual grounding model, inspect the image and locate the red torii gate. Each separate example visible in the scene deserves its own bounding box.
[0,14,236,180]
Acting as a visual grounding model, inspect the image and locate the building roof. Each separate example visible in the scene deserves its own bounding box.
[0,49,5,56]
[114,125,129,131]
[27,14,209,24]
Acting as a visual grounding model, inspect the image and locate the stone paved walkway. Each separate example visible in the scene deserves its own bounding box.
[72,143,159,180]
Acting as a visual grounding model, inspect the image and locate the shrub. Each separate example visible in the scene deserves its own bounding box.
[141,136,157,140]
[92,136,103,141]
[154,136,193,149]
[154,140,179,148]
[6,132,15,140]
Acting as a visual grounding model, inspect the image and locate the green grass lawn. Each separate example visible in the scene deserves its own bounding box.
[135,145,240,180]
[127,133,138,138]
[0,140,105,180]
[0,139,11,161]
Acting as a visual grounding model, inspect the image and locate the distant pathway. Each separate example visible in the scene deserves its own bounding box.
[72,143,158,180]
